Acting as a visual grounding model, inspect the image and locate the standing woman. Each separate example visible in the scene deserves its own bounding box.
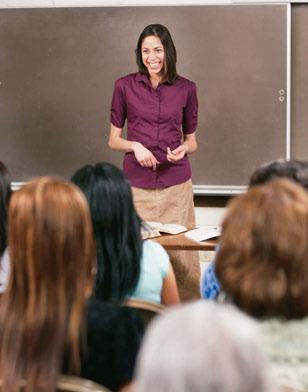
[109,24,200,300]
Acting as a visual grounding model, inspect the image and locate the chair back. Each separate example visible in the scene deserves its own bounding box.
[122,298,165,328]
[0,376,111,392]
[57,375,111,392]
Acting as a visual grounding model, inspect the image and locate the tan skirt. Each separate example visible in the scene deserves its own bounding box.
[132,179,201,301]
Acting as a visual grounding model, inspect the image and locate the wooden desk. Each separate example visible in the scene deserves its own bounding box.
[153,233,217,251]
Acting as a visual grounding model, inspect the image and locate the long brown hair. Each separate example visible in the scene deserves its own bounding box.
[216,179,308,319]
[0,177,94,391]
[135,24,177,83]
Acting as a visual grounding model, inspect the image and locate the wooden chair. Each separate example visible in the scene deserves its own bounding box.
[0,376,111,392]
[122,298,165,328]
[57,376,111,392]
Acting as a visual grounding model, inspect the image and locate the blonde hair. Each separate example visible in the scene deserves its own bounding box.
[0,177,94,391]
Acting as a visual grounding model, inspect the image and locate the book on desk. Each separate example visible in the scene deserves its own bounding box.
[142,222,221,243]
[184,226,221,242]
[141,221,188,239]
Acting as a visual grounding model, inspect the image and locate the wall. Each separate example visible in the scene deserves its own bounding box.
[0,0,295,7]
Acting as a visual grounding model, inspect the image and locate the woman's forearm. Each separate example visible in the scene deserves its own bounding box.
[161,265,180,305]
[108,123,135,152]
[183,132,198,154]
[108,123,159,169]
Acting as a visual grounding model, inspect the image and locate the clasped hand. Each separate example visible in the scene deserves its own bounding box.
[133,142,160,171]
[166,145,187,163]
[133,143,186,170]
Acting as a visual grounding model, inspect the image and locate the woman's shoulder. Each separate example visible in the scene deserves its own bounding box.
[142,240,169,273]
[175,75,197,88]
[258,317,308,336]
[143,239,168,258]
[114,72,140,85]
[258,317,308,361]
[258,317,308,390]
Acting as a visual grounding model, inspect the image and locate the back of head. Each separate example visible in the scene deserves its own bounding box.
[71,162,142,301]
[0,177,94,391]
[216,178,308,319]
[0,161,12,257]
[135,301,274,392]
[249,159,308,190]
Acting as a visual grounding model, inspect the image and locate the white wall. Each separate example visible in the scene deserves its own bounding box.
[195,206,226,226]
[1,0,295,8]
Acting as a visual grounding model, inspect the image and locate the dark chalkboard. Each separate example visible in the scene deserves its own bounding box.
[292,4,308,161]
[0,5,289,193]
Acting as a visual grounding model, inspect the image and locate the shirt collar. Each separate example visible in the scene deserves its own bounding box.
[135,72,174,86]
[135,72,150,84]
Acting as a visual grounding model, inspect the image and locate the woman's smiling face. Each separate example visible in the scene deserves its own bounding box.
[141,35,165,79]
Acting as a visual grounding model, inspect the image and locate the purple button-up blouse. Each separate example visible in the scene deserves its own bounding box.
[110,72,198,189]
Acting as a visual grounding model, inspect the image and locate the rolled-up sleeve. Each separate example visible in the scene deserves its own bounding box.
[110,78,127,128]
[182,81,198,134]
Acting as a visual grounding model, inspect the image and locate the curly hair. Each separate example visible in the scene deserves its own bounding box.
[216,179,308,319]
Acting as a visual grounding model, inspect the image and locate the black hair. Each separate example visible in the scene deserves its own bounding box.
[249,159,308,190]
[0,162,11,257]
[71,162,142,302]
[135,24,177,83]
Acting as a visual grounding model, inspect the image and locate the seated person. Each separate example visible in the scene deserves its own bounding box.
[201,253,221,299]
[134,301,275,392]
[201,159,308,300]
[216,179,308,390]
[0,161,12,293]
[0,177,143,392]
[71,162,180,306]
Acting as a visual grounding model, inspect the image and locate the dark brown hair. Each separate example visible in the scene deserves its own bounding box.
[0,177,94,391]
[249,159,308,190]
[135,24,177,83]
[71,162,142,302]
[216,179,308,319]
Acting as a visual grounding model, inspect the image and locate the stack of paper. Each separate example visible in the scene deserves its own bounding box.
[185,226,221,242]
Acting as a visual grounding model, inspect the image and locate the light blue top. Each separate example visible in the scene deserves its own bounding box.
[201,245,221,300]
[130,240,170,304]
[0,248,9,294]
